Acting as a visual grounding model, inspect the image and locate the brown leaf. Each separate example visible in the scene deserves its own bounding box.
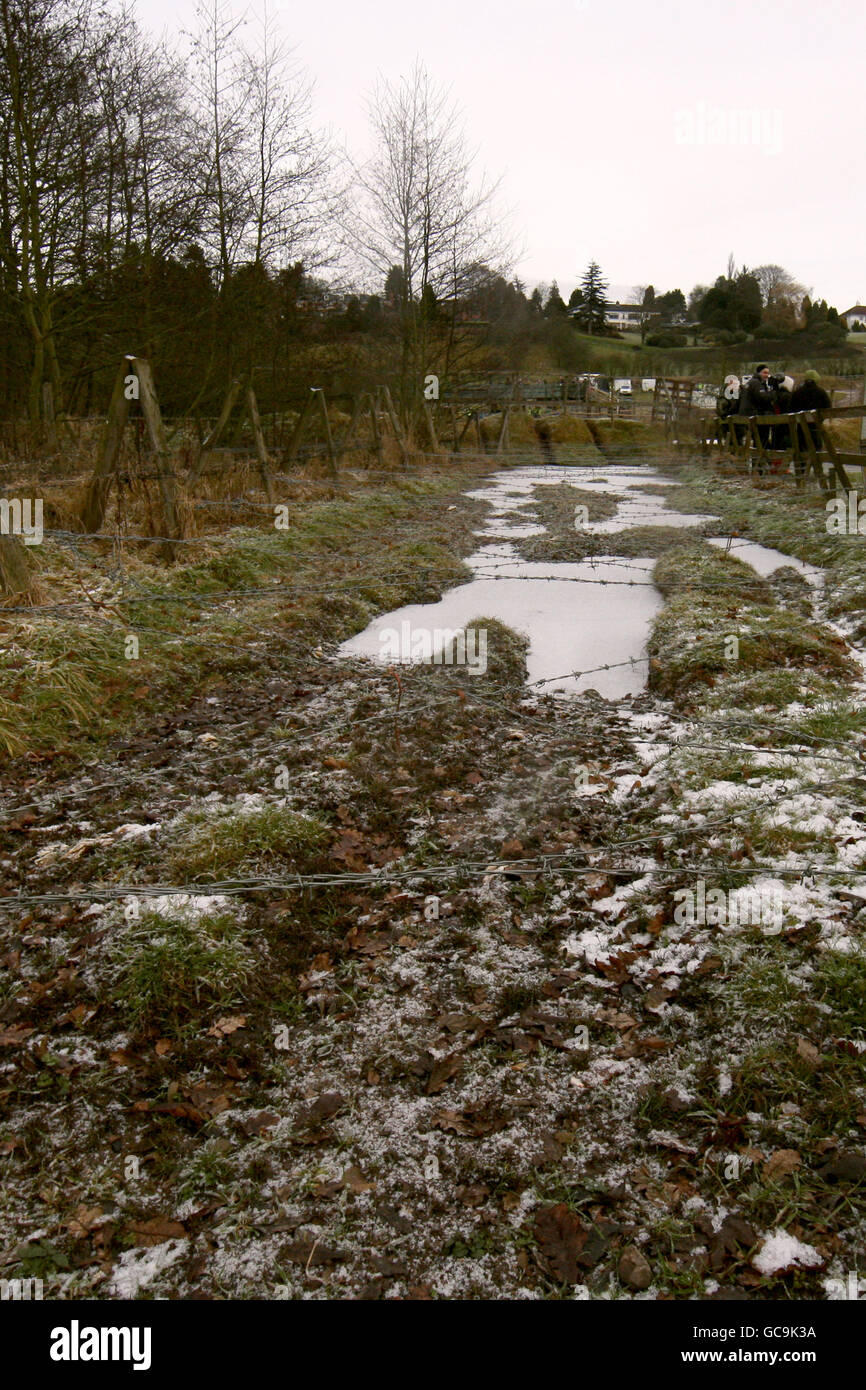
[207,1015,247,1039]
[797,1037,821,1066]
[67,1205,104,1238]
[109,1049,140,1067]
[534,1203,587,1283]
[426,1053,463,1095]
[764,1149,802,1181]
[150,1102,207,1125]
[128,1217,186,1248]
[0,1026,34,1046]
[154,1039,173,1056]
[431,1108,474,1135]
[185,1082,234,1117]
[307,1092,345,1122]
[241,1110,280,1137]
[342,1165,375,1194]
[457,1184,490,1206]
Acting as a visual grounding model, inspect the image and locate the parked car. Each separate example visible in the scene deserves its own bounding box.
[614,379,633,396]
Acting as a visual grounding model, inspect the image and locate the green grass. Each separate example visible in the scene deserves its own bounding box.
[170,805,330,882]
[111,906,257,1034]
[0,467,492,762]
[653,540,771,603]
[648,560,859,704]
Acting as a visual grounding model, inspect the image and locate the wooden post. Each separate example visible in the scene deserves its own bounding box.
[790,413,805,488]
[380,385,409,467]
[81,356,133,533]
[245,385,276,503]
[336,393,367,466]
[189,376,242,482]
[860,378,866,455]
[496,408,510,455]
[818,416,852,491]
[450,405,460,453]
[287,389,317,463]
[0,534,31,594]
[131,357,182,556]
[422,400,439,453]
[369,392,385,469]
[799,413,827,491]
[315,389,338,477]
[474,411,485,452]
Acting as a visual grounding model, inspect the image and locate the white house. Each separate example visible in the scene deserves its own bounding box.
[603,302,646,330]
[842,305,866,329]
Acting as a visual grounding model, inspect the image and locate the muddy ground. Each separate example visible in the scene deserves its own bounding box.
[2,449,866,1300]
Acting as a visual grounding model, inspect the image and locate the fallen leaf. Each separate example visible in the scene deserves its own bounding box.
[241,1111,280,1137]
[797,1037,821,1066]
[426,1053,462,1095]
[207,1015,247,1039]
[128,1217,186,1248]
[307,1092,345,1122]
[342,1165,375,1194]
[534,1203,587,1283]
[764,1149,802,1181]
[0,1026,34,1046]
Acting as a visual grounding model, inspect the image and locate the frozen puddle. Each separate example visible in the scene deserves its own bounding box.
[337,464,822,700]
[339,554,661,697]
[339,463,684,698]
[707,537,824,587]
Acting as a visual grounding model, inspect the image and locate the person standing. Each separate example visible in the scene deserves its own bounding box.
[791,369,832,466]
[738,363,776,471]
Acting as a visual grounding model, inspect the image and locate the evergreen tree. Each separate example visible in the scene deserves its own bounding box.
[544,281,567,317]
[575,261,608,335]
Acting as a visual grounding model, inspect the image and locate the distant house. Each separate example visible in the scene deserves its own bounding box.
[842,305,866,329]
[603,302,647,330]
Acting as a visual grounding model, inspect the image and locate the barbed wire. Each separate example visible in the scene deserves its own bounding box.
[3,853,866,911]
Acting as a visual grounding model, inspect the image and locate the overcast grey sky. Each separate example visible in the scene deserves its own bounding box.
[142,0,865,308]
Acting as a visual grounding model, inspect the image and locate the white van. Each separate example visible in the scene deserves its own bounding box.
[613,378,633,395]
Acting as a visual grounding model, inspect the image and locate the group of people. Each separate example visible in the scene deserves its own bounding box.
[715,364,831,463]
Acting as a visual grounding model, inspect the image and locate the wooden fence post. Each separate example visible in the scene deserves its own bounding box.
[0,534,30,594]
[287,389,317,463]
[81,356,133,533]
[380,385,409,467]
[336,393,367,467]
[130,356,182,558]
[189,377,242,482]
[314,389,338,477]
[246,385,276,503]
[369,392,385,469]
[818,416,852,491]
[422,400,439,453]
[496,408,510,455]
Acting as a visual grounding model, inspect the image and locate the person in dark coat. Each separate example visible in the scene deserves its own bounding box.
[738,364,776,470]
[791,369,831,461]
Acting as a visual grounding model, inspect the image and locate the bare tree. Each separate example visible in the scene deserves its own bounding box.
[240,3,330,270]
[346,61,510,417]
[752,263,807,308]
